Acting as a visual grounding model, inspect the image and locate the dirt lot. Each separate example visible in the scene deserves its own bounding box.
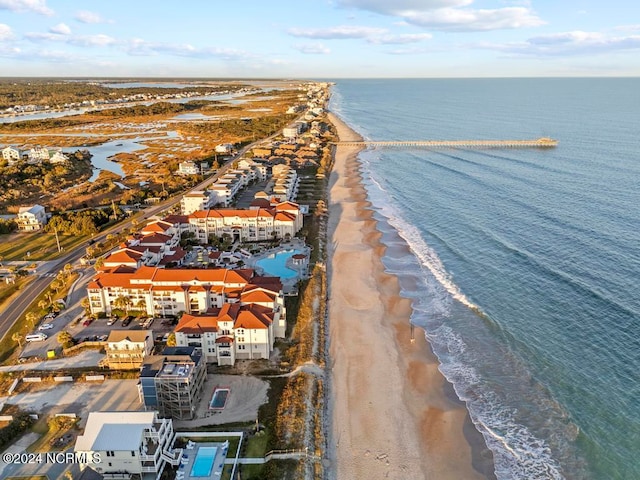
[0,379,142,428]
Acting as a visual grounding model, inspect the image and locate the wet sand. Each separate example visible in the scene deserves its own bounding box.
[326,112,494,479]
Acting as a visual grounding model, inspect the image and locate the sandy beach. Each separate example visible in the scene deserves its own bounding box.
[326,112,494,480]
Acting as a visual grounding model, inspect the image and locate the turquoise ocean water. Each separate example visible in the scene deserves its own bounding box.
[329,78,640,480]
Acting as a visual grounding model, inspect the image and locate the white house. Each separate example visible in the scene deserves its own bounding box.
[177,161,200,175]
[105,330,154,369]
[28,146,50,163]
[74,411,182,480]
[16,205,47,231]
[215,143,234,154]
[2,146,22,164]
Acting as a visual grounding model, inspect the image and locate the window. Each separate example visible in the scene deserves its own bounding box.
[238,345,245,350]
[106,451,114,457]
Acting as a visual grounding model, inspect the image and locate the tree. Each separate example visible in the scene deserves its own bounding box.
[135,299,147,314]
[94,257,104,269]
[63,263,73,276]
[50,280,62,294]
[57,331,74,348]
[26,311,38,329]
[80,297,91,314]
[114,295,133,314]
[12,332,23,349]
[38,299,49,311]
[166,332,177,347]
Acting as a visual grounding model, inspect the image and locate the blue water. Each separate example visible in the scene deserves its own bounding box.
[329,78,640,480]
[210,389,229,409]
[190,446,217,477]
[256,249,302,279]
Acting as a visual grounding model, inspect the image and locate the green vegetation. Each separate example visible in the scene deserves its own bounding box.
[0,233,86,261]
[0,152,92,208]
[0,412,35,452]
[45,208,114,237]
[0,276,33,308]
[27,415,77,453]
[90,100,211,118]
[181,114,296,141]
[0,218,17,234]
[0,270,77,363]
[0,79,249,110]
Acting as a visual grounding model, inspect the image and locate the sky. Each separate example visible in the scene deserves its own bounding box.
[1,0,639,78]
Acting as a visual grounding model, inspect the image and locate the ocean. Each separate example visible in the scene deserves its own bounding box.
[329,78,640,480]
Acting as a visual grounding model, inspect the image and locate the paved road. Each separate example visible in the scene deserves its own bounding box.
[0,133,269,346]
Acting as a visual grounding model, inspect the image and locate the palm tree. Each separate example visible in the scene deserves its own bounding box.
[114,295,133,315]
[63,263,73,276]
[38,299,49,312]
[57,330,74,348]
[50,280,62,294]
[12,332,23,349]
[26,311,38,329]
[135,299,147,314]
[166,332,177,347]
[80,297,91,314]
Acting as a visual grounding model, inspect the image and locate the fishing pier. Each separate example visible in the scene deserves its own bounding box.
[335,137,558,149]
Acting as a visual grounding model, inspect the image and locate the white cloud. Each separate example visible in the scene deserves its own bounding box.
[288,25,386,39]
[25,30,116,47]
[338,0,473,12]
[125,39,251,61]
[49,23,71,35]
[294,43,331,54]
[401,7,544,31]
[477,30,640,56]
[68,34,116,47]
[336,0,544,32]
[74,10,107,24]
[367,32,432,44]
[0,23,14,41]
[0,0,53,16]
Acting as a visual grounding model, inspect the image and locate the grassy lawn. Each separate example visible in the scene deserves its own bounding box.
[245,431,269,457]
[6,477,48,480]
[0,276,34,310]
[0,232,87,261]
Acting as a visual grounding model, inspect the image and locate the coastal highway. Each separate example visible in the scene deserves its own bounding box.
[0,134,273,342]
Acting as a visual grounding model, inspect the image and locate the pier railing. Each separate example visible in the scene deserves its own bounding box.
[334,137,558,149]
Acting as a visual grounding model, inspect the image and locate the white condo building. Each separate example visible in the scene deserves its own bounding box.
[188,201,303,243]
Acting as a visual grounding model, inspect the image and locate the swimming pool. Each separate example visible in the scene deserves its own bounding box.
[210,388,230,409]
[190,446,218,477]
[255,249,302,279]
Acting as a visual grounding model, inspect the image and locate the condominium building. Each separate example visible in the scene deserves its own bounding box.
[74,411,182,480]
[173,302,280,366]
[188,201,303,244]
[139,347,206,420]
[87,266,285,322]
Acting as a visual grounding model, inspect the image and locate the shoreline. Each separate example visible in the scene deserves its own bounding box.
[326,111,494,479]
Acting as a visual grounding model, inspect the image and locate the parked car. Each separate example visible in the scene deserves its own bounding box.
[26,333,48,342]
[107,317,117,326]
[121,316,133,327]
[44,312,58,320]
[38,323,54,331]
[83,318,93,327]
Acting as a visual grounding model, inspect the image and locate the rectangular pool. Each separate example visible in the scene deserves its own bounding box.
[210,388,230,409]
[190,446,218,477]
